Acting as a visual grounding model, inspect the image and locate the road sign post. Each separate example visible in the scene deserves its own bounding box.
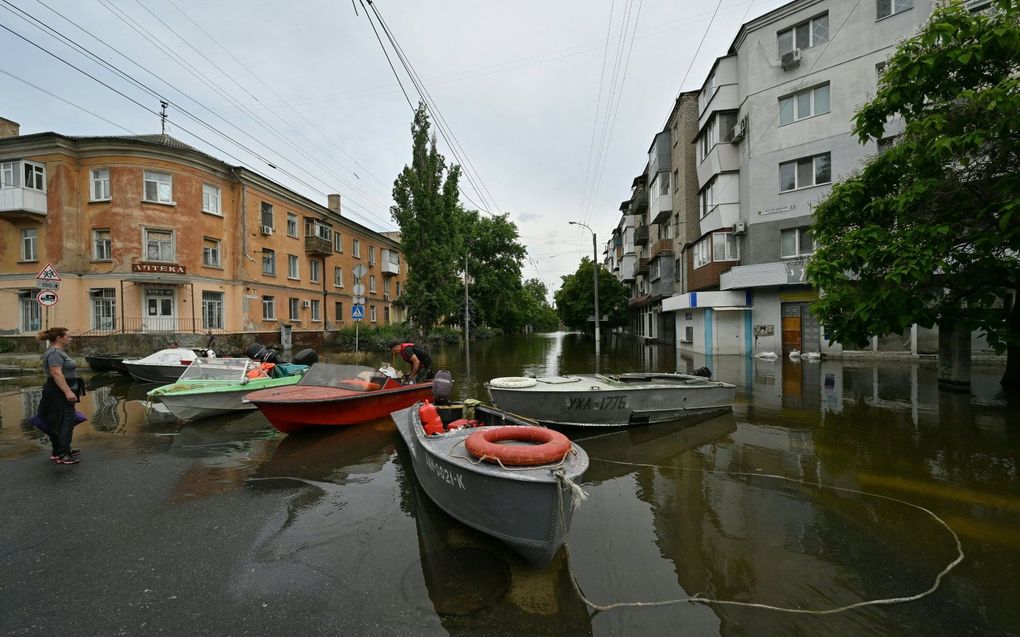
[36,290,59,306]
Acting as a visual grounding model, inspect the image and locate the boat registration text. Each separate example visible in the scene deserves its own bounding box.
[426,455,465,490]
[565,395,628,411]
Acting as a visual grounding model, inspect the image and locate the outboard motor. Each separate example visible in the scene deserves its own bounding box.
[291,348,319,366]
[432,370,454,405]
[692,366,713,378]
[245,343,282,365]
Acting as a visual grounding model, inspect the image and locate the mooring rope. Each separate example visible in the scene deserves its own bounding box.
[567,457,965,615]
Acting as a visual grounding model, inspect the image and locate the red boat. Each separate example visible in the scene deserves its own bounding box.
[245,363,436,434]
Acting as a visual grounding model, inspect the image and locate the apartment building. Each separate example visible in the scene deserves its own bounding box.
[0,118,406,339]
[661,0,933,355]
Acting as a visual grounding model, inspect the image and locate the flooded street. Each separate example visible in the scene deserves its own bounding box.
[1,332,1017,636]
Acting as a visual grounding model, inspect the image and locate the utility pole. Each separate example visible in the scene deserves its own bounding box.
[159,100,168,134]
[464,255,470,355]
[569,221,601,359]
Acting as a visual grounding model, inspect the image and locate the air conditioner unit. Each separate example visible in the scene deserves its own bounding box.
[730,118,746,142]
[261,225,274,236]
[302,300,311,308]
[733,220,747,235]
[780,48,802,70]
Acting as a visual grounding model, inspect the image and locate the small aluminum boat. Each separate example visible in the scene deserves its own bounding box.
[121,348,215,384]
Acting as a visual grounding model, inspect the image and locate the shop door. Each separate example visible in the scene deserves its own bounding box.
[144,288,176,331]
[781,303,802,353]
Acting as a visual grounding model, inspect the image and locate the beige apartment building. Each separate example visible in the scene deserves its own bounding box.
[0,117,405,342]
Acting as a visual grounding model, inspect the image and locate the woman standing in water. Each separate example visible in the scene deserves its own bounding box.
[37,327,82,465]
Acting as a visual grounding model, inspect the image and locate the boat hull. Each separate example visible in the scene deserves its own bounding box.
[85,353,129,374]
[391,403,589,568]
[122,362,190,384]
[248,383,435,433]
[487,374,736,427]
[155,376,302,421]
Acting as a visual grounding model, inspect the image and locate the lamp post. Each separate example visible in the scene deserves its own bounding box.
[569,221,601,358]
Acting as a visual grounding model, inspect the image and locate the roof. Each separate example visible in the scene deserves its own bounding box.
[68,133,222,163]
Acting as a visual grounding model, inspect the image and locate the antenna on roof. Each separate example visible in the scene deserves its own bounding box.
[159,100,168,135]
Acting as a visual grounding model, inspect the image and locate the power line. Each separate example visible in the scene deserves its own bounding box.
[0,65,137,133]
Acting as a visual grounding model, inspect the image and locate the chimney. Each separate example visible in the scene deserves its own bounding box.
[0,117,20,138]
[327,194,342,215]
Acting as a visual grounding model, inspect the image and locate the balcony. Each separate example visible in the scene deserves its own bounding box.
[0,187,47,219]
[636,258,650,275]
[620,254,637,282]
[651,193,671,224]
[633,224,649,246]
[649,239,674,261]
[381,250,400,276]
[304,235,332,256]
[631,189,648,213]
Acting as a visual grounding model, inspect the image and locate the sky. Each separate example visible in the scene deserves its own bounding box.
[0,0,789,301]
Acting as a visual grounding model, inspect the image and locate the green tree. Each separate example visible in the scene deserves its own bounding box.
[520,278,560,332]
[391,103,464,334]
[806,0,1020,388]
[459,212,529,332]
[554,257,629,331]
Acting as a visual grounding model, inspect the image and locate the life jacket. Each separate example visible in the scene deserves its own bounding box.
[399,343,430,365]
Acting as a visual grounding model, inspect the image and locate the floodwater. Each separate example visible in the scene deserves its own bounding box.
[0,332,1017,636]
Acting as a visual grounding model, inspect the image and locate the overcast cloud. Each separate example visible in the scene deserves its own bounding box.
[0,0,788,299]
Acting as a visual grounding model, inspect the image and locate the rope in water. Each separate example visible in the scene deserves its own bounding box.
[566,457,965,615]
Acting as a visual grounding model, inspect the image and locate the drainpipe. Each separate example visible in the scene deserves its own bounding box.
[232,169,248,333]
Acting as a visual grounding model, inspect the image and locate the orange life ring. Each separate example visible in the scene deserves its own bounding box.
[465,426,572,466]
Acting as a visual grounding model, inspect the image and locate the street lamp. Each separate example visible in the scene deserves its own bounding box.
[569,221,601,357]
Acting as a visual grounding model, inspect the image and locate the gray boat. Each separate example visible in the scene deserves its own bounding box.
[391,400,589,568]
[486,372,736,427]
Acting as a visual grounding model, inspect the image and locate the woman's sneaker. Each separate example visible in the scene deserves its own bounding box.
[52,454,79,465]
[49,449,80,460]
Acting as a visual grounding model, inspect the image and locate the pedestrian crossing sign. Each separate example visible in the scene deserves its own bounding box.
[351,304,365,320]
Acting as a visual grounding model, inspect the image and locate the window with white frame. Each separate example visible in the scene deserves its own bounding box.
[383,277,391,294]
[781,227,814,258]
[310,259,321,283]
[384,306,390,324]
[289,298,300,320]
[778,13,828,55]
[310,299,321,322]
[91,288,116,330]
[334,266,344,288]
[368,245,376,265]
[779,153,831,192]
[700,178,717,218]
[262,296,275,320]
[20,290,41,332]
[305,218,331,241]
[90,168,110,201]
[23,161,45,191]
[202,237,221,267]
[21,228,37,261]
[262,248,276,275]
[143,170,172,203]
[93,228,111,261]
[288,254,299,279]
[370,305,377,323]
[201,291,223,329]
[712,232,739,261]
[699,118,715,160]
[261,202,273,228]
[334,232,343,253]
[877,0,911,19]
[779,84,830,125]
[650,258,661,281]
[144,228,174,261]
[202,184,221,215]
[0,161,16,188]
[693,238,710,268]
[369,274,376,293]
[353,238,361,258]
[287,213,298,237]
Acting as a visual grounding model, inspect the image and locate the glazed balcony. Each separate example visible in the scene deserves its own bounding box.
[0,187,47,219]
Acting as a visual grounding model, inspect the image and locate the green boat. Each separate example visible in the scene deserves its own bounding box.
[147,357,310,422]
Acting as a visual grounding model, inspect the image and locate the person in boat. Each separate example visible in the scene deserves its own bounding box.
[388,341,434,384]
[36,327,85,465]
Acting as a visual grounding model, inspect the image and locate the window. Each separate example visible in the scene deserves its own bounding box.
[0,161,17,188]
[21,228,37,261]
[310,299,321,322]
[780,153,831,192]
[20,291,41,332]
[370,305,377,323]
[289,298,300,320]
[335,301,344,323]
[712,232,738,261]
[288,254,299,279]
[262,248,276,275]
[287,213,298,237]
[383,277,391,294]
[352,238,361,258]
[384,306,390,324]
[700,178,717,218]
[334,266,344,288]
[93,229,111,261]
[877,0,911,19]
[23,161,45,191]
[694,238,710,268]
[369,274,377,293]
[201,291,223,329]
[672,169,679,193]
[310,259,321,283]
[143,170,172,203]
[781,227,814,258]
[778,13,828,55]
[700,118,715,160]
[779,84,830,125]
[144,228,174,261]
[368,245,376,265]
[306,219,331,241]
[90,168,110,201]
[650,259,661,281]
[91,288,116,330]
[262,296,275,320]
[202,184,221,215]
[876,60,888,79]
[334,232,344,253]
[202,238,221,267]
[396,281,402,297]
[261,202,274,228]
[877,135,899,153]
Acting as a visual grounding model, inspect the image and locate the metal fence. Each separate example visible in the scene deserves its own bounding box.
[80,317,228,337]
